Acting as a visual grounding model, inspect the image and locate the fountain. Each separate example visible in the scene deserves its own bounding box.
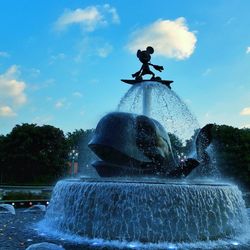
[38,47,249,249]
[0,204,16,215]
[24,205,46,213]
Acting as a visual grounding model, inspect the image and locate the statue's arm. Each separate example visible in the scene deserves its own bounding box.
[149,63,164,72]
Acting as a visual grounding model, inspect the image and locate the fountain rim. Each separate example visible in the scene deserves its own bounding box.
[60,177,234,188]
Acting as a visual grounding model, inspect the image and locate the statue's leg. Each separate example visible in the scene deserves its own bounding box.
[149,71,155,80]
[132,70,141,78]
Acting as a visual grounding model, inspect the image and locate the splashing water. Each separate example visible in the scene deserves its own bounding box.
[118,81,199,143]
[38,179,249,246]
[0,204,15,215]
[24,205,46,212]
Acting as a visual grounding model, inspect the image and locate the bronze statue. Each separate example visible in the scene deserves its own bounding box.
[87,112,213,178]
[132,46,164,81]
[121,46,173,88]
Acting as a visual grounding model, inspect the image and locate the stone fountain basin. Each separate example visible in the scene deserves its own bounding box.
[42,178,248,243]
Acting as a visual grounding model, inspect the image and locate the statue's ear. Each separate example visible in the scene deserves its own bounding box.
[146,46,154,54]
[137,50,141,58]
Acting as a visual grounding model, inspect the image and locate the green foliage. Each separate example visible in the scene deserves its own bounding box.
[168,133,183,150]
[0,123,68,184]
[211,125,250,190]
[170,125,250,190]
[168,132,197,157]
[2,191,50,201]
[1,122,249,190]
[0,135,6,184]
[66,129,96,172]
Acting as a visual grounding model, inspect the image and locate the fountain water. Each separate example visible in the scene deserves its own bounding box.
[38,47,249,249]
[118,81,199,143]
[0,204,16,215]
[41,179,248,244]
[142,83,152,117]
[24,205,46,212]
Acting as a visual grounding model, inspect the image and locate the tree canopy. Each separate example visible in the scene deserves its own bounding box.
[0,123,68,184]
[211,125,250,190]
[66,129,97,174]
[0,123,249,189]
[169,125,250,190]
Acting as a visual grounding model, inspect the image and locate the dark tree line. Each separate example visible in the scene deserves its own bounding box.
[211,125,250,190]
[0,123,249,189]
[169,125,250,190]
[0,124,69,184]
[66,129,97,174]
[0,124,96,185]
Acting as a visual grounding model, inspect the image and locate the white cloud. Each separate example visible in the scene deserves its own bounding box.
[30,78,55,91]
[0,51,10,58]
[28,68,41,78]
[54,99,71,109]
[246,47,250,54]
[73,37,89,63]
[33,115,53,125]
[240,124,250,129]
[0,65,27,106]
[103,4,120,24]
[127,18,197,60]
[49,53,66,64]
[55,101,64,109]
[54,4,119,32]
[74,37,113,62]
[55,6,101,32]
[240,107,250,116]
[226,17,236,25]
[0,106,16,117]
[202,68,212,76]
[73,92,83,98]
[97,43,113,57]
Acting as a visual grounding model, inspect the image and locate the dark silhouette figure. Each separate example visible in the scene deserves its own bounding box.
[132,46,164,80]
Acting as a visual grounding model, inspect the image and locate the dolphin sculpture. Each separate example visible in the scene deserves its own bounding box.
[88,112,212,178]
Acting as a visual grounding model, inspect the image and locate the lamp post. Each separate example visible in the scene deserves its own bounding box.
[68,149,79,177]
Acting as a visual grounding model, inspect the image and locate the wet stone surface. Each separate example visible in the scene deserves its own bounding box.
[0,209,249,250]
[0,210,82,250]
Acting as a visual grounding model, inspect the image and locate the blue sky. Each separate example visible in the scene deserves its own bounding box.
[0,0,250,135]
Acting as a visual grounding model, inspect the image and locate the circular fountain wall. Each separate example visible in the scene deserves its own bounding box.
[41,179,248,243]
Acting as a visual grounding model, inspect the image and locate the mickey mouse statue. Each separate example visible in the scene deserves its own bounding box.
[132,46,164,81]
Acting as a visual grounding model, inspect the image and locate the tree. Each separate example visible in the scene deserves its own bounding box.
[0,135,6,184]
[211,125,250,190]
[2,123,68,184]
[66,129,96,174]
[168,132,197,158]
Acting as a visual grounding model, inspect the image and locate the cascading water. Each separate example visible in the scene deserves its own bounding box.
[118,81,199,143]
[41,179,248,244]
[0,204,15,215]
